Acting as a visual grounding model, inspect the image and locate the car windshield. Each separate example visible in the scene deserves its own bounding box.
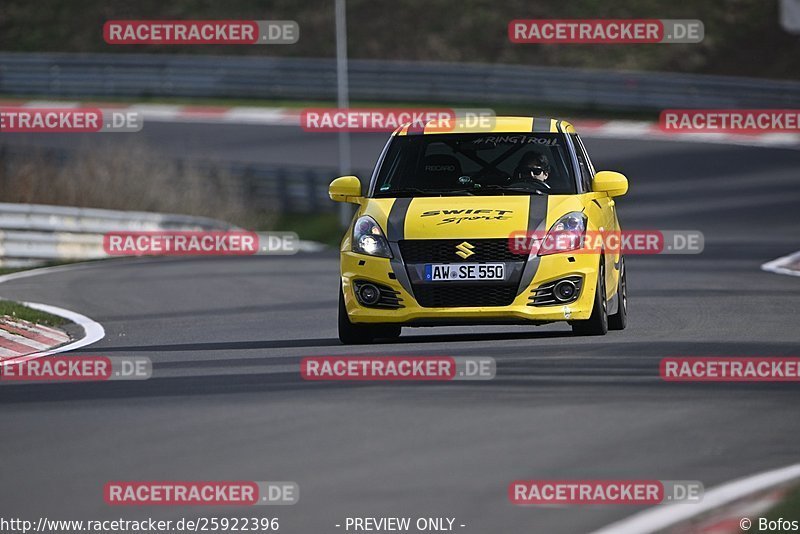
[372,133,577,197]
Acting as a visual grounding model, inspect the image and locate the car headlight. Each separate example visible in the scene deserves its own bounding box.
[537,211,587,256]
[353,216,393,258]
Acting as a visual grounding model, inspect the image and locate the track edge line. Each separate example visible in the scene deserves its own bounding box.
[761,250,800,277]
[589,463,800,534]
[0,261,107,366]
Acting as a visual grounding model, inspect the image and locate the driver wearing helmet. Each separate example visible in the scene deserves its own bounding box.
[511,151,551,189]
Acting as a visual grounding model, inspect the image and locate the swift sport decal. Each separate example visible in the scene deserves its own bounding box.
[420,208,515,225]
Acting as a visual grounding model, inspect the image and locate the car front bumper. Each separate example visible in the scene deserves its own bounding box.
[341,250,600,325]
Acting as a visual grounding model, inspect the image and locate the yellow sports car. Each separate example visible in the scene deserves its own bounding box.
[330,117,628,344]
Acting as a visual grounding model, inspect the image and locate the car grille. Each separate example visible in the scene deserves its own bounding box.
[398,239,526,263]
[413,284,518,308]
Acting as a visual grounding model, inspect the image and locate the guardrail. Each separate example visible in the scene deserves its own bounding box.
[236,162,369,213]
[2,52,800,111]
[0,202,234,267]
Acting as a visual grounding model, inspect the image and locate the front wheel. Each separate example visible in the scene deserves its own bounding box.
[608,256,627,331]
[571,258,608,336]
[338,285,401,344]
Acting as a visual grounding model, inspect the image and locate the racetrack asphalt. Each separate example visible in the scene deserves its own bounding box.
[1,126,799,533]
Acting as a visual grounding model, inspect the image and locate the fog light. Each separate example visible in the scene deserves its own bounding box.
[553,280,577,302]
[357,283,381,305]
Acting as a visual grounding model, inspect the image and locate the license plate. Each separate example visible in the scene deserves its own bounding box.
[424,263,505,281]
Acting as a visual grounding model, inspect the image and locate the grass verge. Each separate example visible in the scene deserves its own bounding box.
[761,484,800,523]
[274,212,343,247]
[0,260,81,277]
[0,300,68,327]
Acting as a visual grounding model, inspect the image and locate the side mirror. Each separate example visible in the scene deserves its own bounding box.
[329,176,363,203]
[592,171,628,198]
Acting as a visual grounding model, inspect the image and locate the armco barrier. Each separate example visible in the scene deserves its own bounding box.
[2,53,800,111]
[0,202,234,267]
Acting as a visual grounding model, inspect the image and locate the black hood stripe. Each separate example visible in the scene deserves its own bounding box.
[386,198,414,295]
[517,195,550,295]
[386,197,412,242]
[527,195,548,232]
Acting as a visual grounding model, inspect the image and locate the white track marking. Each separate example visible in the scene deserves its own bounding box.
[0,262,106,365]
[0,261,103,285]
[762,250,800,277]
[591,463,800,534]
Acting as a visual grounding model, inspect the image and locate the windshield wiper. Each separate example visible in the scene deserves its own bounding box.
[471,184,547,195]
[375,188,474,197]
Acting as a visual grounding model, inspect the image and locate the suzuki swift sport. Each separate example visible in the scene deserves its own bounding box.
[330,117,628,344]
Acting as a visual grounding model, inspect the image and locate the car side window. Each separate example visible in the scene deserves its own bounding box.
[570,134,594,191]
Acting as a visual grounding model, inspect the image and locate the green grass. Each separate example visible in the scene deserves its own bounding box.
[0,300,68,327]
[274,212,343,247]
[0,260,85,277]
[0,262,57,276]
[758,485,800,526]
[0,267,30,276]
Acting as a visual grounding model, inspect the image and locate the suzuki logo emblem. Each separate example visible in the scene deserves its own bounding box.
[455,241,475,259]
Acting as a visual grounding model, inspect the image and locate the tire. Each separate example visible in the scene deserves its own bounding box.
[608,256,627,331]
[338,284,401,344]
[572,257,608,336]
